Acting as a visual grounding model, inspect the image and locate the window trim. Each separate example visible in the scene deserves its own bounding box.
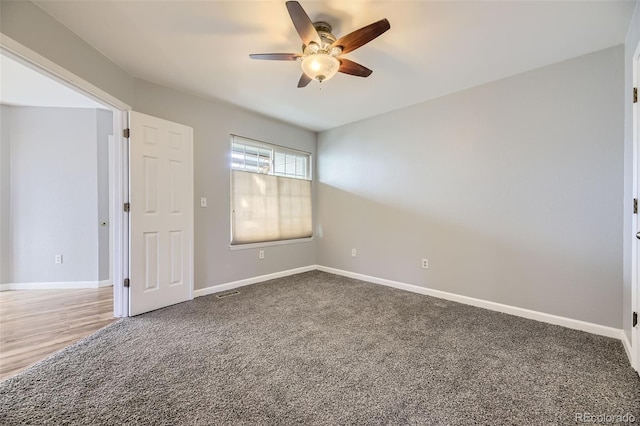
[230,134,313,181]
[228,236,314,251]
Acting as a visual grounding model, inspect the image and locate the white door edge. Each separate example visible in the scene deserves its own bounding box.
[632,40,640,372]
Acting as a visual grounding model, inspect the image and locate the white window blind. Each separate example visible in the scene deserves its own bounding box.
[230,136,312,245]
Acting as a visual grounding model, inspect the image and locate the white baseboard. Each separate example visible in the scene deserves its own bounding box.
[193,265,317,298]
[317,266,622,340]
[0,280,113,291]
[621,330,634,369]
[192,265,628,363]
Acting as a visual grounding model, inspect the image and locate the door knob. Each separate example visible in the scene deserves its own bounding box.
[637,232,640,240]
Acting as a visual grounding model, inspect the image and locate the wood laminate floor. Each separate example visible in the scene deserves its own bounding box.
[0,287,115,382]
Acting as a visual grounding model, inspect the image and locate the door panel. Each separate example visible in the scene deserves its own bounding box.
[129,111,193,316]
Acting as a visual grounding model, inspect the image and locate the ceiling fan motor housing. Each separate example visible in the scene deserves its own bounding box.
[314,21,335,42]
[302,21,339,54]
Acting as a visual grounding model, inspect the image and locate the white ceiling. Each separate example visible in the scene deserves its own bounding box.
[33,1,635,131]
[0,54,106,109]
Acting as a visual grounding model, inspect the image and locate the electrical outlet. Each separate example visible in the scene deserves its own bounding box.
[259,250,264,260]
[55,254,63,264]
[422,258,428,269]
[351,248,357,258]
[200,197,207,208]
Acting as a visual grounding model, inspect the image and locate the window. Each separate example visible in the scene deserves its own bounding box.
[230,135,312,245]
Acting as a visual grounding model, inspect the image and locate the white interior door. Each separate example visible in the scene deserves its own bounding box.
[129,111,193,316]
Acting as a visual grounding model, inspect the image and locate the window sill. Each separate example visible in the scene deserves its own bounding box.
[229,237,314,251]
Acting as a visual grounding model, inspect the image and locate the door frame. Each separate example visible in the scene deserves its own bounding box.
[632,41,640,372]
[0,33,131,317]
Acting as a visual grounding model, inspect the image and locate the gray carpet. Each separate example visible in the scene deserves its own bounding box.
[1,271,638,425]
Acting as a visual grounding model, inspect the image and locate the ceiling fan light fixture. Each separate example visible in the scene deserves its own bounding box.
[301,53,340,82]
[306,41,320,54]
[249,1,390,88]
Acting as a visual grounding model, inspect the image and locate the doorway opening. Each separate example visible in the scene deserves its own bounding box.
[0,39,129,379]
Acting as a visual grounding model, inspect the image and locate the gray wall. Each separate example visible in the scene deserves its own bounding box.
[317,46,624,328]
[2,0,630,331]
[134,79,317,290]
[97,109,112,281]
[624,2,640,343]
[6,106,107,283]
[0,105,10,283]
[0,1,135,106]
[0,1,318,290]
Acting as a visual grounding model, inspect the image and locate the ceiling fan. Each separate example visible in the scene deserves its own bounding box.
[250,1,390,88]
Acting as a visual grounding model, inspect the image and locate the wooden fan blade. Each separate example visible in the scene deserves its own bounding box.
[338,59,372,77]
[286,1,321,46]
[298,73,312,88]
[332,19,390,55]
[249,53,301,61]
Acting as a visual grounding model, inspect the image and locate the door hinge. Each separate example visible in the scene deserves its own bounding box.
[124,278,130,288]
[123,128,130,138]
[634,312,638,327]
[635,88,638,104]
[634,199,638,214]
[123,202,130,212]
